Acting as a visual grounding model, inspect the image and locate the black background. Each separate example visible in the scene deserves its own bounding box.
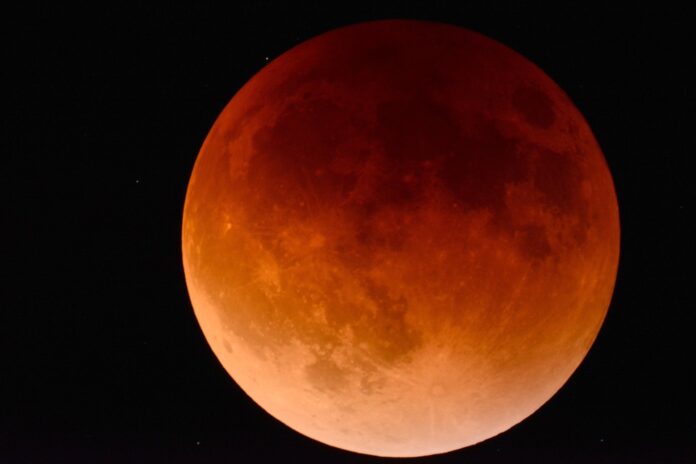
[4,2,694,463]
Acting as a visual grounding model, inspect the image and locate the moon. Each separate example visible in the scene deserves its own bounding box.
[182,20,619,457]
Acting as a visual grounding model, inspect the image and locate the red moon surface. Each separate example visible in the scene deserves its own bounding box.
[182,20,620,457]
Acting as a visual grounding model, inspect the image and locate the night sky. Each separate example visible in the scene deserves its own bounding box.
[4,2,694,463]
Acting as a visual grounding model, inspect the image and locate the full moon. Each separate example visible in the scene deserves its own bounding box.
[182,20,619,457]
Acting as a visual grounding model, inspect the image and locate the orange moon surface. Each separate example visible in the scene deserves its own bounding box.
[182,20,620,457]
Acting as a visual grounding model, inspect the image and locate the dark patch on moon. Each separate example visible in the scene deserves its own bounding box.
[361,279,422,364]
[441,117,530,213]
[516,224,553,261]
[306,354,348,392]
[249,97,364,214]
[512,85,556,129]
[376,98,463,166]
[352,202,410,253]
[532,147,584,214]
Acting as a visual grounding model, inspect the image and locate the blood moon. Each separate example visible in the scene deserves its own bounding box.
[182,20,619,457]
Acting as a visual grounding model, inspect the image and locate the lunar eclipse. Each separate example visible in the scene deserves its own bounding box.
[182,19,619,457]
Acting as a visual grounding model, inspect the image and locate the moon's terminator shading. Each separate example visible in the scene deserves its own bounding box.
[182,20,619,457]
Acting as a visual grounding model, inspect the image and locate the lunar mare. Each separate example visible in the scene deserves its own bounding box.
[182,20,620,457]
